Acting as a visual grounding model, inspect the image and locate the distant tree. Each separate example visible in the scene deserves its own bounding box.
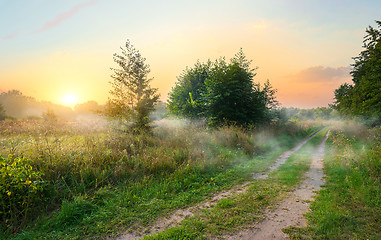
[74,101,103,115]
[0,103,6,120]
[168,49,278,126]
[333,21,381,124]
[0,90,36,118]
[42,109,57,122]
[312,107,334,120]
[106,40,160,132]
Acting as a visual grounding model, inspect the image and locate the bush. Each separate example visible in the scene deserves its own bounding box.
[0,155,45,229]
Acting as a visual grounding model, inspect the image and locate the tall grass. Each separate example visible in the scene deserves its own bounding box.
[144,128,329,239]
[0,118,315,238]
[288,122,381,239]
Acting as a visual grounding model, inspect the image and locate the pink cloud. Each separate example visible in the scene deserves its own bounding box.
[1,32,18,40]
[33,0,97,34]
[286,66,352,83]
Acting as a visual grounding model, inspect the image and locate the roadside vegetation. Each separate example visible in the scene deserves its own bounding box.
[286,122,381,240]
[0,119,318,239]
[144,128,329,239]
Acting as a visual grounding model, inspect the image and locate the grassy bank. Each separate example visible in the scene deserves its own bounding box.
[143,128,329,239]
[288,122,381,239]
[0,119,319,239]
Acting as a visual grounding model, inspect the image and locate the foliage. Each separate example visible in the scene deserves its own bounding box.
[0,119,313,238]
[167,61,212,119]
[0,155,45,229]
[106,40,160,133]
[333,21,381,124]
[167,49,278,126]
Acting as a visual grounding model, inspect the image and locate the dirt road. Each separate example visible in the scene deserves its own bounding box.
[227,130,329,240]
[116,130,327,240]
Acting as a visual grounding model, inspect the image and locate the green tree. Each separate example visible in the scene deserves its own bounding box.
[106,40,160,132]
[167,61,211,119]
[333,21,381,123]
[168,49,277,126]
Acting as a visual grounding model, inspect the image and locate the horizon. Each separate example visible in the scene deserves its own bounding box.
[1,0,380,109]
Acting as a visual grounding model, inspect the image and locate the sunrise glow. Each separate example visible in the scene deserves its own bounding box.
[62,94,78,107]
[0,1,380,108]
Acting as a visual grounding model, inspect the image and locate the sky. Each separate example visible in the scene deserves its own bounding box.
[0,0,380,109]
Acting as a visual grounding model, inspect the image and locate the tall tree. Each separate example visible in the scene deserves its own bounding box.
[333,21,381,123]
[106,40,160,132]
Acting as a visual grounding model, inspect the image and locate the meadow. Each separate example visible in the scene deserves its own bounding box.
[1,118,379,239]
[0,118,317,239]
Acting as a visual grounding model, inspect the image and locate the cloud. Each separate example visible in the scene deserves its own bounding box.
[33,0,98,34]
[1,32,18,40]
[287,66,351,83]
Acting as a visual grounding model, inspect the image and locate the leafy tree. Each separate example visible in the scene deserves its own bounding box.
[167,61,211,119]
[106,40,160,132]
[333,21,381,123]
[168,49,277,126]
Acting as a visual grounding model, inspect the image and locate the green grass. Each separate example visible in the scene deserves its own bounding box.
[0,120,318,239]
[286,124,381,240]
[144,128,329,239]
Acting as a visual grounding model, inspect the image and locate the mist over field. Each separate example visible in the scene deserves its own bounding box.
[0,1,380,239]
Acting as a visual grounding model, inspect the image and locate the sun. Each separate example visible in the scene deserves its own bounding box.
[62,94,79,107]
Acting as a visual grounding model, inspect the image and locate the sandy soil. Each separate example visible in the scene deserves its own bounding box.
[116,130,325,240]
[226,131,329,240]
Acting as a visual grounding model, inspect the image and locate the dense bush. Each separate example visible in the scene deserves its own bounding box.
[0,155,45,229]
[167,49,278,126]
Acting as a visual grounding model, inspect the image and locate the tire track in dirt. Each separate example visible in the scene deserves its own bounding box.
[116,130,325,240]
[226,130,329,240]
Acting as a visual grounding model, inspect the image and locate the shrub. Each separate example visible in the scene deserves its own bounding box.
[0,155,45,229]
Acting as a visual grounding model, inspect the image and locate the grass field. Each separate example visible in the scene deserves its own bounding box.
[0,119,319,239]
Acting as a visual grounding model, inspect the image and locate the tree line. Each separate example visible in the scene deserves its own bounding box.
[0,90,103,120]
[106,42,278,131]
[2,20,379,128]
[333,21,381,125]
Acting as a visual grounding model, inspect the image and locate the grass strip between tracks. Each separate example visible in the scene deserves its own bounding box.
[144,128,329,240]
